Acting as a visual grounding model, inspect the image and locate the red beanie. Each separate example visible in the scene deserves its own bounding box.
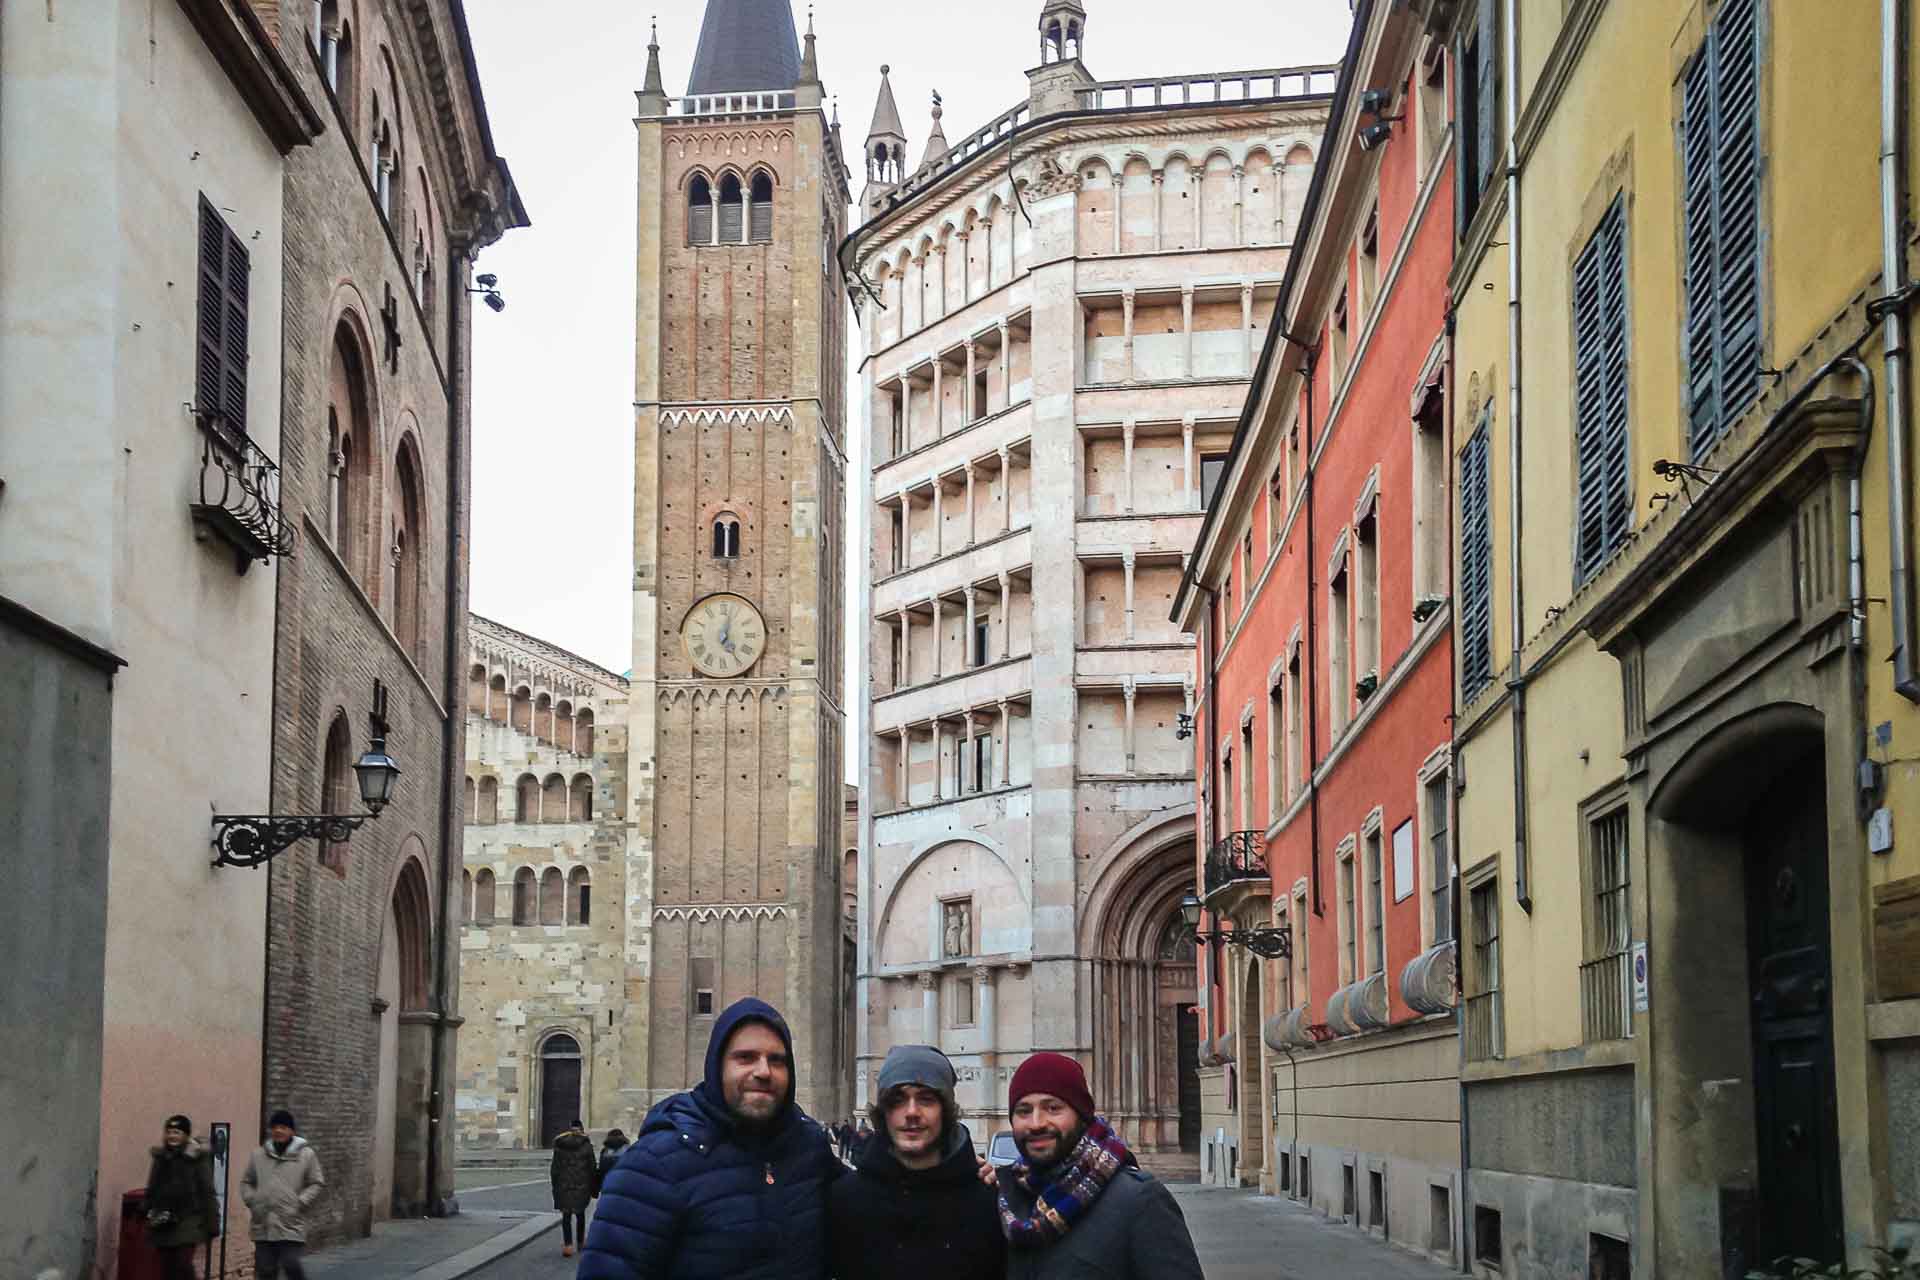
[1008,1052,1095,1119]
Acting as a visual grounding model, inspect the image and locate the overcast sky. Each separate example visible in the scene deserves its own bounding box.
[462,0,1355,680]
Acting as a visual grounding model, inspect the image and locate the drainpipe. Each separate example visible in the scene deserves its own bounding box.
[1842,357,1877,655]
[1501,0,1533,911]
[1292,340,1323,918]
[1446,300,1472,1263]
[1881,0,1920,701]
[425,244,470,1216]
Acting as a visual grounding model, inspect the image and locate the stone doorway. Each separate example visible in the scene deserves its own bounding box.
[1177,1003,1201,1153]
[539,1033,583,1148]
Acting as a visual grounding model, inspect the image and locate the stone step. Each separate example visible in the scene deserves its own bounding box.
[455,1149,553,1170]
[1136,1151,1201,1184]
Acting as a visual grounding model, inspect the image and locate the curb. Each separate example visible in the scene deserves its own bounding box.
[408,1212,561,1280]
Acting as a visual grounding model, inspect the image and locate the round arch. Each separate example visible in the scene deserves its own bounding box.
[872,830,1028,964]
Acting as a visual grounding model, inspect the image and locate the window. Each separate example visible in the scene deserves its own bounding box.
[887,389,904,456]
[1241,529,1255,613]
[391,445,423,659]
[972,366,989,422]
[570,773,593,822]
[1574,196,1631,583]
[1681,0,1761,459]
[1329,549,1351,734]
[1474,1205,1504,1270]
[1589,1234,1630,1280]
[1581,802,1633,1042]
[1274,905,1294,1010]
[1359,206,1379,315]
[712,515,741,559]
[478,775,499,825]
[890,625,904,687]
[576,707,595,754]
[948,975,975,1027]
[473,868,496,925]
[569,866,592,926]
[688,175,714,245]
[973,731,993,791]
[890,506,906,572]
[1458,414,1494,699]
[718,173,745,244]
[1413,388,1447,605]
[1200,453,1229,508]
[1238,719,1255,830]
[1339,844,1359,984]
[1292,889,1309,1013]
[321,711,353,816]
[1426,772,1453,944]
[1286,643,1303,800]
[1355,503,1379,686]
[1365,825,1386,976]
[197,197,250,435]
[516,773,538,823]
[974,616,990,667]
[1267,678,1283,823]
[692,957,716,1017]
[1456,0,1499,236]
[512,867,536,925]
[1418,40,1446,167]
[1465,877,1504,1060]
[541,773,566,823]
[540,867,564,925]
[748,171,774,243]
[1330,287,1350,382]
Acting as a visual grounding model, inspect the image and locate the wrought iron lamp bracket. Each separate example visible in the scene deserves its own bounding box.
[1194,925,1292,960]
[210,813,371,869]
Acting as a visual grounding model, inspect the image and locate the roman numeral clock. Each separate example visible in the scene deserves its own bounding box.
[682,592,766,678]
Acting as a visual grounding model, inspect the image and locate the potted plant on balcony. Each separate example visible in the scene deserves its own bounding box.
[1355,671,1379,702]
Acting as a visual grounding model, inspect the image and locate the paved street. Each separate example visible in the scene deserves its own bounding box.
[433,1178,1460,1280]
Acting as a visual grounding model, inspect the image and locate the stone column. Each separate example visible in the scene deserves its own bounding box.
[931,595,944,679]
[898,608,912,686]
[1181,285,1195,380]
[919,971,939,1043]
[1182,415,1197,510]
[1232,164,1246,245]
[1122,417,1136,515]
[1121,288,1136,384]
[975,965,998,1076]
[931,360,945,439]
[963,711,977,792]
[1241,280,1255,377]
[932,244,948,321]
[930,720,944,802]
[964,461,978,546]
[998,447,1013,533]
[1123,677,1138,774]
[1123,548,1137,642]
[1151,172,1164,251]
[956,230,971,303]
[998,571,1013,661]
[931,477,944,558]
[897,725,911,804]
[998,323,1014,406]
[964,340,977,424]
[997,699,1012,786]
[1111,187,1122,255]
[899,375,913,451]
[964,585,978,668]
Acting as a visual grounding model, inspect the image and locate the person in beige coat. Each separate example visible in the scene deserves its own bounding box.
[240,1109,326,1279]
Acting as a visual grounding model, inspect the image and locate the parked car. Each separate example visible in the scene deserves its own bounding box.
[987,1131,1020,1169]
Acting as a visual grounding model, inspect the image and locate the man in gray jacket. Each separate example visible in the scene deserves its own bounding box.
[240,1109,325,1279]
[995,1053,1202,1280]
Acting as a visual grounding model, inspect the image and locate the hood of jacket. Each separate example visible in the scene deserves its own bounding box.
[151,1138,208,1160]
[553,1131,593,1154]
[261,1135,309,1161]
[854,1121,980,1186]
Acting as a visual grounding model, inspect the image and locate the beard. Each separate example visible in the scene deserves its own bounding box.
[727,1089,785,1136]
[1015,1118,1085,1171]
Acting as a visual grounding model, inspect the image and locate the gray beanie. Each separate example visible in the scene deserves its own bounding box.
[877,1044,958,1123]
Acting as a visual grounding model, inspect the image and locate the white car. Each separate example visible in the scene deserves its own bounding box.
[987,1131,1021,1169]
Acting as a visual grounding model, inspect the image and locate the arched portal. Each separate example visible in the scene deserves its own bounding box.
[538,1032,584,1147]
[1080,811,1201,1165]
[373,852,434,1221]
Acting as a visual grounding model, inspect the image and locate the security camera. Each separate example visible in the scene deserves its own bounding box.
[483,291,506,314]
[1357,122,1396,152]
[1359,88,1394,116]
[476,273,499,288]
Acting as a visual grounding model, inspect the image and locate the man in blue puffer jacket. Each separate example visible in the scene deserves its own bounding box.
[577,997,843,1279]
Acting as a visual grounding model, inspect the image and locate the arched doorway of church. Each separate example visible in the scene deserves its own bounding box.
[372,854,433,1219]
[539,1033,584,1148]
[1236,956,1265,1184]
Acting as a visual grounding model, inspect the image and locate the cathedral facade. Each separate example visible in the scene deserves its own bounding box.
[627,0,853,1122]
[844,1,1332,1162]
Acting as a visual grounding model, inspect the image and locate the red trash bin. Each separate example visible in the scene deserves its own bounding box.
[117,1188,163,1280]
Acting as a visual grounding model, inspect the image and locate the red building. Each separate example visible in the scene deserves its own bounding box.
[1171,0,1462,1261]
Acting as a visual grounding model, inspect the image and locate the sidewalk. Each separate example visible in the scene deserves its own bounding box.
[301,1208,558,1280]
[1172,1184,1462,1279]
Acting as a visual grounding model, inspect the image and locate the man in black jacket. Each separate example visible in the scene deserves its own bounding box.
[829,1045,1005,1280]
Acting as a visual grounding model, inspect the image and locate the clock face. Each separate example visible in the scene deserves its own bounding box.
[682,593,766,678]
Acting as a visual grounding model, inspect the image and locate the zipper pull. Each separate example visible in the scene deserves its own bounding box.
[764,1162,775,1185]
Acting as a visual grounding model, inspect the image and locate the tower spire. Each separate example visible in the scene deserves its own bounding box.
[797,4,820,88]
[637,15,668,115]
[861,64,909,217]
[917,90,949,171]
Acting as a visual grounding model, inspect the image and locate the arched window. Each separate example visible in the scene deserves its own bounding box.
[748,171,774,243]
[1066,20,1081,59]
[511,685,532,734]
[556,701,576,753]
[322,709,353,812]
[327,326,372,581]
[516,773,539,822]
[568,867,592,925]
[534,692,553,742]
[467,663,487,715]
[392,858,432,1010]
[512,867,536,924]
[391,443,423,660]
[478,775,499,824]
[461,869,473,924]
[489,674,508,722]
[570,773,593,822]
[712,514,741,559]
[688,175,713,245]
[473,868,496,924]
[539,867,565,925]
[717,173,745,244]
[576,708,595,755]
[1044,19,1063,62]
[541,773,566,823]
[463,776,475,818]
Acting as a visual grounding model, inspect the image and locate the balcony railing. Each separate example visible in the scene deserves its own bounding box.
[672,90,796,117]
[1204,829,1267,897]
[190,410,295,573]
[1079,65,1339,112]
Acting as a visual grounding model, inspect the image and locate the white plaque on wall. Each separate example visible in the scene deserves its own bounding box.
[1392,820,1415,902]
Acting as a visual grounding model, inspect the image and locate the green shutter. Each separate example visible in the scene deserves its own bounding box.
[1575,196,1630,584]
[1474,0,1499,201]
[1459,417,1494,699]
[195,196,249,435]
[1681,52,1718,456]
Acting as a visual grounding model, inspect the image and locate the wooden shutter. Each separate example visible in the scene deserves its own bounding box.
[1681,51,1719,456]
[196,197,249,434]
[1458,417,1494,699]
[1574,196,1630,583]
[689,201,713,245]
[718,198,744,244]
[749,199,772,243]
[1474,0,1499,201]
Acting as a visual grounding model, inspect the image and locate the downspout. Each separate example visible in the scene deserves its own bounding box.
[426,244,469,1216]
[1300,345,1323,917]
[1501,0,1533,911]
[1842,357,1877,655]
[1446,300,1473,1260]
[1881,0,1920,700]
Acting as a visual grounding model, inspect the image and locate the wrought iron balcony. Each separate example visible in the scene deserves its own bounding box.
[1203,829,1268,897]
[190,409,295,574]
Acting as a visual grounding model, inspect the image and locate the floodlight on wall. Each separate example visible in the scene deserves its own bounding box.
[1357,120,1401,152]
[469,273,507,313]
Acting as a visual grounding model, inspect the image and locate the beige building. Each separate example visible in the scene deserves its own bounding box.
[457,615,633,1146]
[844,0,1332,1160]
[0,3,321,1273]
[626,0,852,1121]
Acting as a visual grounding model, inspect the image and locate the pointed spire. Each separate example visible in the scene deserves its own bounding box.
[866,63,905,143]
[642,16,665,96]
[918,90,948,170]
[686,0,802,95]
[797,4,820,85]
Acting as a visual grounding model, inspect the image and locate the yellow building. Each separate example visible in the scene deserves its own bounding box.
[1446,0,1920,1273]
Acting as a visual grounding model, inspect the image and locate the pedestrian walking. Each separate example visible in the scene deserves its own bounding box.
[144,1114,218,1280]
[995,1053,1201,1280]
[829,1045,1005,1280]
[595,1127,630,1196]
[239,1109,325,1280]
[578,997,843,1279]
[549,1118,597,1259]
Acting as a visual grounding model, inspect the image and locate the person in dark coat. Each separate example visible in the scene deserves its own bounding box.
[830,1045,1005,1280]
[550,1119,598,1259]
[995,1053,1202,1280]
[577,997,843,1280]
[145,1114,219,1280]
[594,1127,630,1196]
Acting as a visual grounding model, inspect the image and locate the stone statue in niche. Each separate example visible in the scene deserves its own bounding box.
[943,900,971,959]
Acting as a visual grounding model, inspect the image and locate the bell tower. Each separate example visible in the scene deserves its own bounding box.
[1029,0,1095,115]
[860,65,908,219]
[628,0,851,1121]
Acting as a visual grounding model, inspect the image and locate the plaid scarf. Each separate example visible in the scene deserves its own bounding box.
[997,1115,1138,1248]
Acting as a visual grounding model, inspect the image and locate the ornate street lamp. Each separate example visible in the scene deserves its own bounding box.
[211,680,402,869]
[1178,893,1291,960]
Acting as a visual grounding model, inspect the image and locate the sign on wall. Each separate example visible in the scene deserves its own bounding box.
[1631,942,1650,1013]
[1391,820,1415,902]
